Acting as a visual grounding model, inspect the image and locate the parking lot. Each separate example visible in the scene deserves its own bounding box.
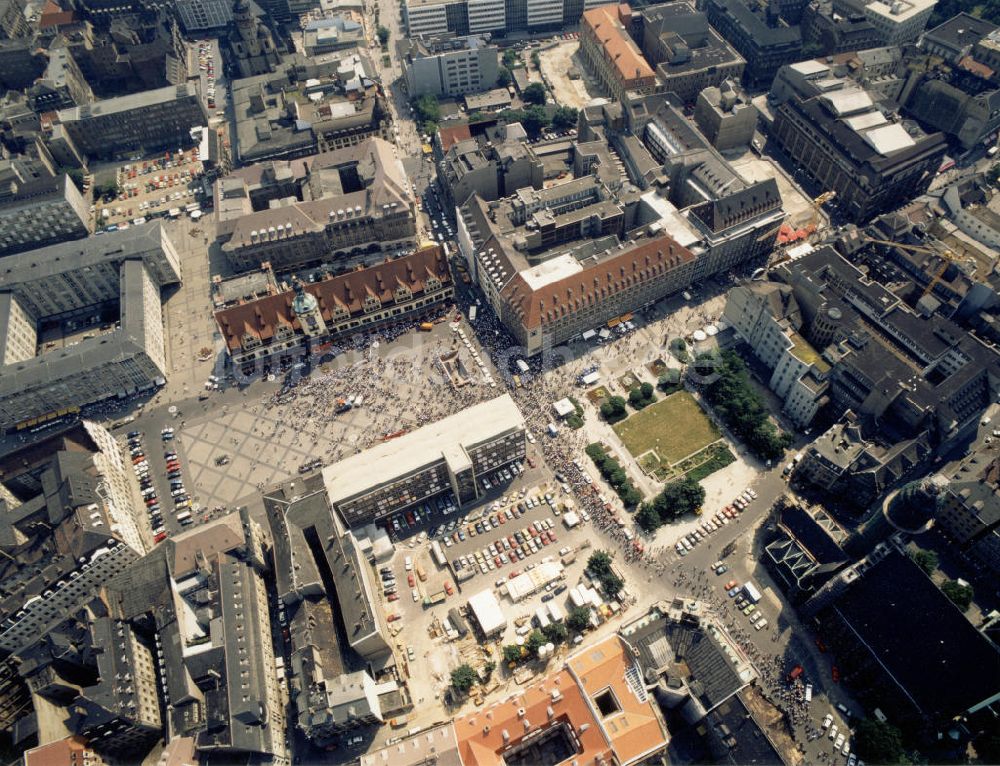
[94,148,210,229]
[122,426,196,543]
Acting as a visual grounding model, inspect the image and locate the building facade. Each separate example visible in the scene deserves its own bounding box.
[402,34,499,98]
[323,395,526,525]
[215,245,454,372]
[705,0,802,87]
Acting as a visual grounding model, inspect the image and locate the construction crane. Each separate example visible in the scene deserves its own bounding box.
[862,236,956,299]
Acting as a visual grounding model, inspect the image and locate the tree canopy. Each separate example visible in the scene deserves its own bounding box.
[496,66,512,88]
[637,476,706,531]
[600,395,627,423]
[854,718,906,764]
[699,350,792,461]
[551,106,578,130]
[377,25,390,45]
[523,82,547,105]
[567,606,592,632]
[450,664,477,692]
[941,579,974,611]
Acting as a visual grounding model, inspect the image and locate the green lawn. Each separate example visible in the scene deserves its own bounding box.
[612,391,720,466]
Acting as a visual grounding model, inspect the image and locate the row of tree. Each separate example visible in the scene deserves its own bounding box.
[696,350,792,461]
[635,476,705,532]
[585,443,643,508]
[499,606,594,667]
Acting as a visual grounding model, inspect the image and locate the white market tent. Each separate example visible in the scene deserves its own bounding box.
[553,398,575,418]
[562,510,580,528]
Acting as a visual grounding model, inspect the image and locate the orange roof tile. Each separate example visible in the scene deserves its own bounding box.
[566,636,670,766]
[455,635,668,766]
[582,4,655,85]
[500,235,695,331]
[439,123,473,152]
[215,244,451,352]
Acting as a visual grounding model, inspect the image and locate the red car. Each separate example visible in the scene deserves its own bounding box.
[407,572,415,587]
[386,613,401,622]
[831,665,840,683]
[154,531,167,543]
[509,570,521,579]
[166,462,180,471]
[498,515,506,525]
[815,637,828,653]
[444,580,454,595]
[388,593,399,602]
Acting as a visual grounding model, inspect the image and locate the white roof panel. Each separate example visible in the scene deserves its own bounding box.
[822,89,874,116]
[790,60,830,77]
[863,123,916,155]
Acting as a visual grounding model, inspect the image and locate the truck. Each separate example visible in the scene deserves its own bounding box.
[422,591,447,607]
[431,540,446,567]
[516,358,530,374]
[469,305,477,322]
[787,665,804,682]
[419,322,434,331]
[743,581,762,603]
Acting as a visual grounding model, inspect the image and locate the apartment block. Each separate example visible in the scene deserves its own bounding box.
[402,34,499,98]
[323,395,526,525]
[0,174,90,257]
[693,80,757,150]
[0,421,150,656]
[56,82,208,161]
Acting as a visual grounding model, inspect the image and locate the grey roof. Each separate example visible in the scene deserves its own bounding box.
[0,220,180,298]
[56,82,199,123]
[832,549,1000,719]
[690,178,781,232]
[707,0,801,45]
[922,12,997,51]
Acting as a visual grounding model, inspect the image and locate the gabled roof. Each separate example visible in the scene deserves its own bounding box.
[215,245,451,350]
[499,235,694,331]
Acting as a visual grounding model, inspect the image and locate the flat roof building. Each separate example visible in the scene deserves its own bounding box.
[56,82,208,161]
[323,394,526,525]
[0,173,90,257]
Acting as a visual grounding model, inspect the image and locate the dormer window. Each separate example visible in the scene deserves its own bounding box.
[426,276,441,291]
[241,333,261,349]
[394,285,412,302]
[363,295,381,313]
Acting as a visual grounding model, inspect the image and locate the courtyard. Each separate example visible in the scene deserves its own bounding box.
[612,391,720,467]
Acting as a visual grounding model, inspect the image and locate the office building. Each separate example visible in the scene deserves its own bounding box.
[640,2,746,105]
[723,282,829,427]
[770,84,945,222]
[401,34,499,98]
[693,79,757,150]
[0,421,150,656]
[776,246,1000,444]
[763,497,850,599]
[56,82,208,161]
[0,223,181,431]
[705,0,802,87]
[323,394,526,525]
[457,167,705,354]
[217,138,416,272]
[933,439,1000,575]
[302,13,366,55]
[215,245,454,373]
[264,479,394,743]
[580,4,656,102]
[0,0,28,38]
[862,0,935,44]
[918,12,997,64]
[0,173,90,257]
[27,47,94,112]
[802,1,885,54]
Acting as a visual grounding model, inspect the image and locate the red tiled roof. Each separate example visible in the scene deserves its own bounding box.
[501,235,694,331]
[38,0,76,28]
[215,244,451,351]
[438,123,473,152]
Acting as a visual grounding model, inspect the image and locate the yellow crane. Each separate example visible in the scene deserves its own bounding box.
[862,236,956,299]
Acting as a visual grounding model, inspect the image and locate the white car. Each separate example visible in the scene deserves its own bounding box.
[404,556,413,571]
[411,588,419,602]
[834,734,845,751]
[821,713,833,730]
